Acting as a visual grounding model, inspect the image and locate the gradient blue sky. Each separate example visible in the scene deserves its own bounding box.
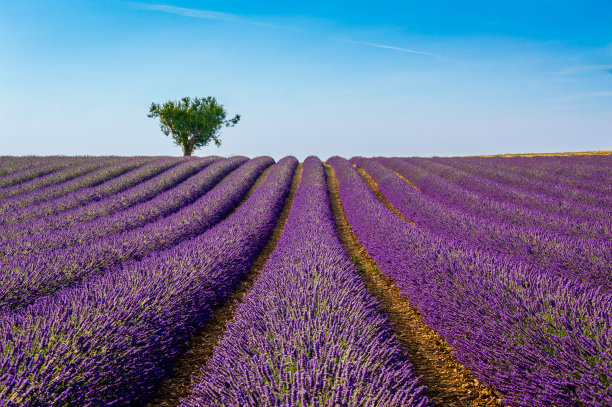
[1,1,611,159]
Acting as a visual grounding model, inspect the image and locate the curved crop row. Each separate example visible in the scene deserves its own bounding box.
[0,157,154,220]
[0,157,298,406]
[0,157,183,227]
[432,156,612,208]
[448,155,612,186]
[0,157,240,258]
[0,156,220,244]
[380,157,610,240]
[0,157,52,177]
[329,156,612,407]
[354,157,612,289]
[182,156,428,407]
[0,156,91,187]
[0,157,121,201]
[401,156,611,225]
[0,156,270,310]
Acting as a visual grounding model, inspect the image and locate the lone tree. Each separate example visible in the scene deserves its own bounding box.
[148,96,240,156]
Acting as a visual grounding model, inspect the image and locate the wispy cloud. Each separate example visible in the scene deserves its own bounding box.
[132,3,303,31]
[553,91,612,102]
[340,39,437,57]
[133,4,441,58]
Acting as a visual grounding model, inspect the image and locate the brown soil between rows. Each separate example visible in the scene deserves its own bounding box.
[392,170,421,191]
[146,163,302,407]
[325,164,504,407]
[355,166,414,225]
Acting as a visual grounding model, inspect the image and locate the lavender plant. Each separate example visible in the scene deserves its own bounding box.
[0,156,155,220]
[353,157,612,289]
[329,156,612,407]
[0,156,270,310]
[0,156,219,245]
[0,157,297,405]
[181,156,428,407]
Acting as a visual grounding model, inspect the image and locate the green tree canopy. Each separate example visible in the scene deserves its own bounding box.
[148,96,240,156]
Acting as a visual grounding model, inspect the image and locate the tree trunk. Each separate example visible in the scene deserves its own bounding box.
[183,136,197,156]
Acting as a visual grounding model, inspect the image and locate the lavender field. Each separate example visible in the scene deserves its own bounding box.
[0,154,610,406]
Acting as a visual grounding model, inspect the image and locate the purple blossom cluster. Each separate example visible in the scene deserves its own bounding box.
[0,156,92,186]
[433,155,612,207]
[328,156,612,406]
[0,157,48,177]
[352,157,612,288]
[0,156,155,222]
[0,156,220,251]
[382,157,610,239]
[181,157,429,407]
[0,156,183,229]
[0,157,297,405]
[0,156,121,201]
[0,156,270,310]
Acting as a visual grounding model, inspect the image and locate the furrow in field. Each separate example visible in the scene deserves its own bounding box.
[355,158,612,289]
[432,156,612,208]
[0,157,154,220]
[0,156,91,188]
[146,162,302,407]
[180,157,427,406]
[355,165,413,225]
[380,157,610,240]
[448,155,612,188]
[0,157,271,311]
[0,157,124,202]
[0,157,298,406]
[407,156,612,224]
[329,156,612,406]
[0,156,241,258]
[327,163,501,407]
[0,157,220,253]
[0,157,183,227]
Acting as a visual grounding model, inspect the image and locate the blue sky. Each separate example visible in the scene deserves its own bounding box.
[1,1,610,159]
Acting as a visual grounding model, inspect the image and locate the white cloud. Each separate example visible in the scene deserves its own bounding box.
[340,39,437,57]
[132,3,302,31]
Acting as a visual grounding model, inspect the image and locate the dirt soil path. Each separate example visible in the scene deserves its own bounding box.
[326,164,503,407]
[355,166,414,224]
[146,163,302,407]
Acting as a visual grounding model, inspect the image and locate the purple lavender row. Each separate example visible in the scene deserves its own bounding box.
[354,157,612,289]
[0,157,63,178]
[432,156,612,208]
[0,156,265,310]
[401,157,611,224]
[182,157,428,407]
[0,156,220,244]
[0,157,45,176]
[0,156,91,187]
[454,155,612,184]
[411,155,612,219]
[0,157,154,219]
[0,157,237,258]
[381,156,611,240]
[446,155,612,205]
[0,156,183,227]
[0,156,122,201]
[381,158,610,240]
[439,155,612,187]
[0,157,297,406]
[329,156,612,407]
